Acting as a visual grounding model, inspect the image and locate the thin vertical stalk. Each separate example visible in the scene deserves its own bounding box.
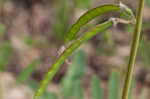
[122,0,145,99]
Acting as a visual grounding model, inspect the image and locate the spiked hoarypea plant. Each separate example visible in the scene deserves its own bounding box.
[33,2,142,99]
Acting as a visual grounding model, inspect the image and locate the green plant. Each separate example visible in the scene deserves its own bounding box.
[91,75,103,99]
[30,50,135,99]
[65,4,120,42]
[61,50,85,99]
[108,72,120,99]
[74,80,84,99]
[27,80,58,99]
[33,2,135,99]
[122,0,144,99]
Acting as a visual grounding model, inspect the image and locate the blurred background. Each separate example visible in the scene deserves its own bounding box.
[0,0,150,99]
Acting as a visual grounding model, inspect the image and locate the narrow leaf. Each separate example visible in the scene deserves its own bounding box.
[65,4,120,41]
[108,72,120,99]
[74,80,84,99]
[33,3,135,98]
[91,75,103,99]
[33,20,114,99]
[61,50,85,99]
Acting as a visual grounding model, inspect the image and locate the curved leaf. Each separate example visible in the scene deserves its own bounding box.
[33,3,135,99]
[65,4,120,42]
[33,20,113,99]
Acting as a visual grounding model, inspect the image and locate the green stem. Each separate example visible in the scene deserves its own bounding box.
[122,0,144,99]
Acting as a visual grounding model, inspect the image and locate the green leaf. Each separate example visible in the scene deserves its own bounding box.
[0,42,12,71]
[108,72,120,99]
[16,59,40,84]
[119,2,135,21]
[61,76,74,99]
[34,20,114,99]
[33,3,135,98]
[61,50,85,99]
[65,4,120,42]
[74,80,84,99]
[91,75,103,99]
[69,50,86,78]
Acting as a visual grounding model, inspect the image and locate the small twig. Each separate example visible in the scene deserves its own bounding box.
[109,17,135,26]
